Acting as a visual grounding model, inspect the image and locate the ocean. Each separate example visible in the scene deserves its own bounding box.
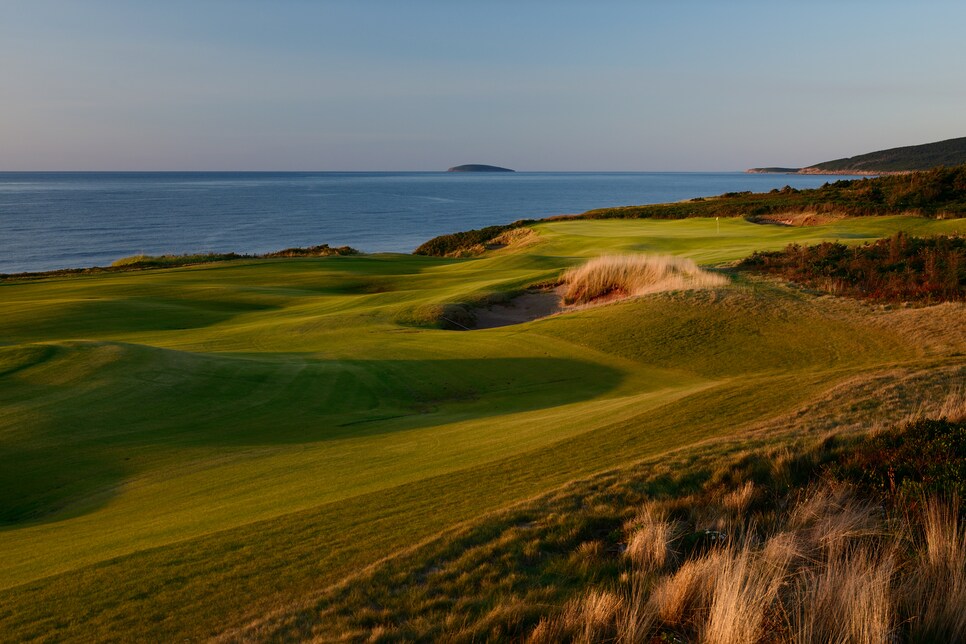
[0,172,858,274]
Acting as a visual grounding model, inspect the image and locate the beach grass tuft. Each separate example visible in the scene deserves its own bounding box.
[561,254,728,305]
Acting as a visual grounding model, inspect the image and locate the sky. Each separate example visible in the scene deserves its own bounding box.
[1,1,965,171]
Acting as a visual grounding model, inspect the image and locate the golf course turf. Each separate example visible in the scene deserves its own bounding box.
[0,215,963,640]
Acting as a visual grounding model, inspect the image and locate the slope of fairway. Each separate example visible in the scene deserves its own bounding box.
[0,215,962,640]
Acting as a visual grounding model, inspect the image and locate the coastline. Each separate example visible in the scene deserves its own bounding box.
[0,171,851,275]
[797,168,909,176]
[746,168,908,176]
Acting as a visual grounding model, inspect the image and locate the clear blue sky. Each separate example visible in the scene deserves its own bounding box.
[2,1,964,171]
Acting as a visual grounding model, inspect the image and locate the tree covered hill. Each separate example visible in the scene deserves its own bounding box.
[806,136,966,173]
[750,136,966,174]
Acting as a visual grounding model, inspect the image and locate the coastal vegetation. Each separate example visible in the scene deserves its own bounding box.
[739,232,965,303]
[112,244,359,266]
[0,244,358,280]
[0,207,963,640]
[416,165,966,257]
[414,221,538,257]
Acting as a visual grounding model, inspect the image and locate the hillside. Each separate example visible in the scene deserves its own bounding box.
[0,213,964,640]
[749,136,966,174]
[805,136,966,173]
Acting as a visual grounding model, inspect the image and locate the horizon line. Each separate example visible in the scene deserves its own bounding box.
[0,169,757,174]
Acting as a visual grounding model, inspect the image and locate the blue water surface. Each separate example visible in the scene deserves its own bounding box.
[0,172,860,273]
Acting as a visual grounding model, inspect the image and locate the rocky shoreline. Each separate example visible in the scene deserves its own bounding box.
[746,167,906,176]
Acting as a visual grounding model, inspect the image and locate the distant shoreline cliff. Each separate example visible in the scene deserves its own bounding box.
[748,136,966,175]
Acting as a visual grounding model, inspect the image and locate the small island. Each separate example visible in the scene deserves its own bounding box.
[446,164,515,173]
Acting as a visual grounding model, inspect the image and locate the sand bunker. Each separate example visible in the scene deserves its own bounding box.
[471,254,727,329]
[473,288,564,329]
[750,212,844,227]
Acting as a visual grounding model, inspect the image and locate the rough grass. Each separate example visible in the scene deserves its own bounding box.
[561,254,728,305]
[538,413,966,644]
[548,489,961,644]
[219,370,965,642]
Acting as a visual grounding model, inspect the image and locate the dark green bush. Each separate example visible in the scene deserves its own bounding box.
[830,418,966,505]
[738,232,965,302]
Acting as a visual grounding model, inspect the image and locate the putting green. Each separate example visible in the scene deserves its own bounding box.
[0,215,962,640]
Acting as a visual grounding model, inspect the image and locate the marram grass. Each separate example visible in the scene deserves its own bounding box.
[562,253,728,305]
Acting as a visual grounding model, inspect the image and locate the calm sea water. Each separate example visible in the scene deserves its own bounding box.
[0,172,857,273]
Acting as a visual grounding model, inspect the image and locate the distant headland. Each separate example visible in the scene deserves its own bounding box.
[447,164,515,173]
[748,135,966,175]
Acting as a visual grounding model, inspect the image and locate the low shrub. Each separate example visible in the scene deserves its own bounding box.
[260,244,358,258]
[112,244,359,268]
[831,417,966,505]
[739,232,965,302]
[110,252,243,268]
[413,220,537,257]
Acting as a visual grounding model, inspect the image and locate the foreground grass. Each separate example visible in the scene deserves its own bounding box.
[0,215,963,640]
[223,374,965,642]
[537,424,966,644]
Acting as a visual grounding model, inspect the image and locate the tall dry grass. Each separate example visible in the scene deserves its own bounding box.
[788,544,896,643]
[623,503,680,574]
[704,545,789,644]
[904,497,966,642]
[561,254,727,305]
[535,487,966,644]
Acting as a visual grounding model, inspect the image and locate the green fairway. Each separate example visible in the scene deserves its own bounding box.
[0,215,963,640]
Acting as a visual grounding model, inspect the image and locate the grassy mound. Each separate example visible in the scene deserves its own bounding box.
[414,221,538,257]
[561,254,727,305]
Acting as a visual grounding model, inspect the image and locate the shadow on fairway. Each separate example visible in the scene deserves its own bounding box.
[0,343,626,527]
[0,297,282,343]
